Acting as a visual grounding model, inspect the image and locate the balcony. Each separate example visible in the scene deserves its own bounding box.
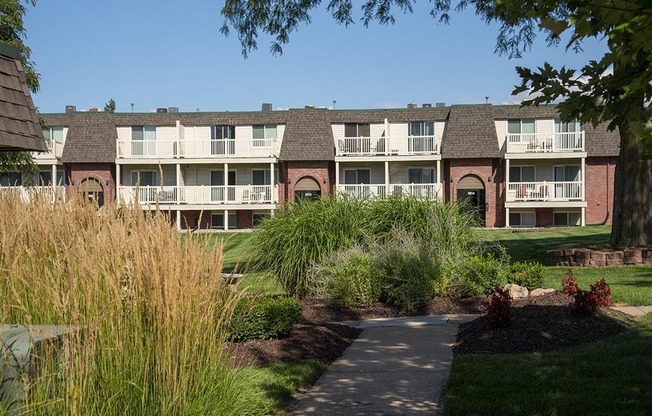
[336,136,440,156]
[505,132,585,154]
[119,185,277,205]
[337,183,442,200]
[0,186,65,201]
[32,140,63,160]
[116,139,278,159]
[506,181,583,202]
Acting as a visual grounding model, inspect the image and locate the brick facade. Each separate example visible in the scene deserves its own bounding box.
[280,161,334,204]
[66,163,116,205]
[446,158,504,227]
[585,157,616,225]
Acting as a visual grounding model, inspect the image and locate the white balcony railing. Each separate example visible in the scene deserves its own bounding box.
[408,136,439,154]
[32,140,64,160]
[117,139,278,159]
[0,186,65,201]
[119,185,277,205]
[338,137,386,155]
[506,132,585,153]
[507,181,583,202]
[337,183,442,200]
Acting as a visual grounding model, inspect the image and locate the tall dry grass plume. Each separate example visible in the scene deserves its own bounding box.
[0,193,258,415]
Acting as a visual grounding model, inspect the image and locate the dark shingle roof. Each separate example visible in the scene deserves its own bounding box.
[0,43,46,151]
[280,109,334,161]
[61,112,117,163]
[112,111,289,127]
[585,123,619,157]
[492,105,560,119]
[329,107,450,123]
[442,105,500,158]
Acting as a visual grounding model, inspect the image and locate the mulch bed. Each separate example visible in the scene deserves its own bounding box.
[229,292,637,367]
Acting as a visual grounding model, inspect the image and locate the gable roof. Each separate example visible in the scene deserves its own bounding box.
[442,105,500,158]
[0,43,46,152]
[61,112,117,163]
[280,109,334,161]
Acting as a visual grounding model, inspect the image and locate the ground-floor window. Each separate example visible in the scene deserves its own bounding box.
[252,212,271,227]
[509,211,536,227]
[554,211,581,226]
[0,172,22,186]
[211,212,237,229]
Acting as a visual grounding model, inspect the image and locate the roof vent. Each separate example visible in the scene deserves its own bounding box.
[156,108,168,113]
[65,105,76,113]
[422,103,432,108]
[435,102,446,108]
[168,107,179,113]
[88,107,99,112]
[407,103,418,109]
[261,103,272,112]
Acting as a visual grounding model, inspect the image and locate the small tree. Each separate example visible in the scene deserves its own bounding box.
[104,98,116,113]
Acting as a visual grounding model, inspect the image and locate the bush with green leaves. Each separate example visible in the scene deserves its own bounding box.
[373,230,441,313]
[229,296,302,341]
[248,196,367,297]
[510,261,544,289]
[454,254,510,296]
[311,247,381,308]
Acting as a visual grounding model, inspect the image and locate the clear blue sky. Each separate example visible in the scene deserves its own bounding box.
[24,1,608,113]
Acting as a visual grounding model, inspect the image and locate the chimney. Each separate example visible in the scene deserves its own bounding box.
[422,103,432,108]
[156,108,168,113]
[435,102,446,108]
[261,103,272,112]
[88,107,99,112]
[305,104,315,109]
[168,107,179,113]
[407,103,418,109]
[65,105,76,113]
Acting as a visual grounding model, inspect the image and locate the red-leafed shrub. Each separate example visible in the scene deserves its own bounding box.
[561,268,611,316]
[485,286,512,328]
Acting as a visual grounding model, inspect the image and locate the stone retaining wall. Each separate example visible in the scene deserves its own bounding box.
[547,247,652,266]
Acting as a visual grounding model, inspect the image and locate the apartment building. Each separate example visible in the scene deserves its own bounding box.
[3,102,618,230]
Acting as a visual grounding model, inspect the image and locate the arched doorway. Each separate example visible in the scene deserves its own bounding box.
[457,175,486,225]
[294,177,321,201]
[79,178,104,207]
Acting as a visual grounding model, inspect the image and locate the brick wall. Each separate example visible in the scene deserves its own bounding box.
[537,208,554,227]
[66,163,115,204]
[282,161,335,203]
[446,158,504,227]
[585,156,616,225]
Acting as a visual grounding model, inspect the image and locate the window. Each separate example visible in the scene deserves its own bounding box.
[408,121,435,136]
[131,171,158,186]
[42,126,64,143]
[211,213,237,229]
[0,172,22,186]
[408,168,436,184]
[510,211,536,227]
[344,123,370,138]
[408,121,436,153]
[252,125,276,147]
[252,212,271,227]
[554,211,581,226]
[211,125,236,155]
[509,166,535,182]
[344,169,370,184]
[555,119,583,133]
[37,171,64,186]
[507,119,535,138]
[554,165,581,182]
[131,126,156,156]
[211,170,236,202]
[252,170,271,186]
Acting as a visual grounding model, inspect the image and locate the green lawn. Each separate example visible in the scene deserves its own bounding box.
[445,314,652,416]
[482,225,611,263]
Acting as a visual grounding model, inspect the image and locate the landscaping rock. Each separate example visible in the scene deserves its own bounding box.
[606,251,625,266]
[589,251,607,266]
[530,288,556,297]
[644,249,652,265]
[504,284,529,299]
[624,248,643,265]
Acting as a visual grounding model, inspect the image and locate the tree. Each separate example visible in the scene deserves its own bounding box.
[0,0,39,179]
[104,98,116,113]
[220,0,652,247]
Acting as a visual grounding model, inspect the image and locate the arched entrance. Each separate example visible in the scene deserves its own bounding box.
[294,177,321,201]
[457,175,486,225]
[79,178,104,207]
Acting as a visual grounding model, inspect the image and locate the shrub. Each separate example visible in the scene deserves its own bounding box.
[455,255,509,296]
[230,296,303,341]
[561,268,611,316]
[485,286,512,328]
[311,247,381,308]
[510,261,544,289]
[374,230,441,313]
[248,196,367,297]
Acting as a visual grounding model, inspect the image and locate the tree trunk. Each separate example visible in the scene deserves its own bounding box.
[610,122,652,247]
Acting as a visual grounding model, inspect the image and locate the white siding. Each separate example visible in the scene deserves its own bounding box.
[370,123,386,139]
[332,124,344,147]
[191,164,276,186]
[535,119,554,136]
[338,163,385,184]
[122,165,176,186]
[389,162,438,184]
[389,123,408,154]
[116,127,132,141]
[495,120,507,152]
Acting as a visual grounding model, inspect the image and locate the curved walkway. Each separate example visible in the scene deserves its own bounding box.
[289,314,479,416]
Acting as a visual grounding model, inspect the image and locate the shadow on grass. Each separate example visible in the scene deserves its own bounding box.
[497,231,611,263]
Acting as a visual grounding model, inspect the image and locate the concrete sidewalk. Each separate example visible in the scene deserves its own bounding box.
[611,305,652,317]
[289,314,479,416]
